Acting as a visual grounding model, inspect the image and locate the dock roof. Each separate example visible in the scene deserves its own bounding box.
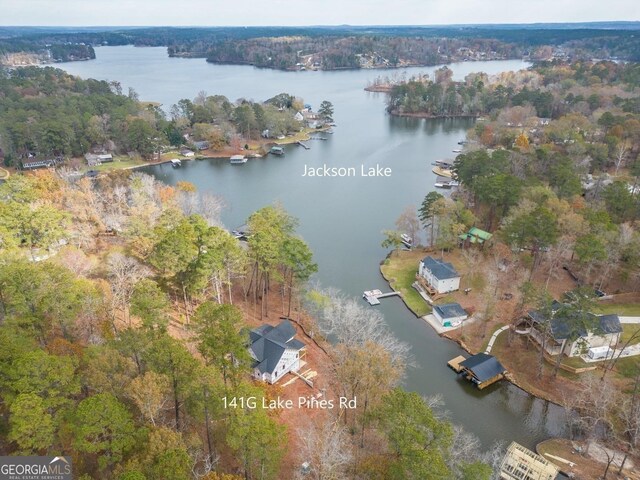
[459,353,506,383]
[421,256,459,280]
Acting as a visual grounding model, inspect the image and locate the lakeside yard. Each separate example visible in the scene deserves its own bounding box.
[382,246,640,410]
[380,250,431,317]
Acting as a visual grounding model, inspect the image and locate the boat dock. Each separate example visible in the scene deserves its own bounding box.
[297,141,310,150]
[363,289,400,305]
[449,353,507,390]
[447,355,466,373]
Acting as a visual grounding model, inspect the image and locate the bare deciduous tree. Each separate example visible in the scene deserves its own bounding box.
[295,419,353,480]
[107,253,151,329]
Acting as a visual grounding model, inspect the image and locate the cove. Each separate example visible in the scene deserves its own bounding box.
[60,45,567,448]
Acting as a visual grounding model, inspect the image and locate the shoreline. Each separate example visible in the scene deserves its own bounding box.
[389,111,481,119]
[378,255,564,408]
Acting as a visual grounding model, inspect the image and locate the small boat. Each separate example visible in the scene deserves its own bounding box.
[452,149,462,153]
[270,146,285,156]
[230,155,247,164]
[170,159,182,168]
[435,180,460,189]
[401,234,413,248]
[458,140,468,145]
[432,160,453,168]
[432,166,455,178]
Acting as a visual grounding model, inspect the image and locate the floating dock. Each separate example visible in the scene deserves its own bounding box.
[297,141,310,150]
[363,289,400,305]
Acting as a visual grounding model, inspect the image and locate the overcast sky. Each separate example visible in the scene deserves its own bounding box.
[0,0,638,26]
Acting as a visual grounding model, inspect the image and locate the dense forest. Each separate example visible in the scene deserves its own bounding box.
[386,61,640,119]
[0,169,499,479]
[0,67,305,166]
[407,60,640,261]
[1,25,640,70]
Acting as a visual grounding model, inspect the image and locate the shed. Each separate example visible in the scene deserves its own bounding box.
[459,353,506,389]
[459,227,493,247]
[433,303,468,327]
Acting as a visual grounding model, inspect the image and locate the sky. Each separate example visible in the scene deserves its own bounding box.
[0,0,638,26]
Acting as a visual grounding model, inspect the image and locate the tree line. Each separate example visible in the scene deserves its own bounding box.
[0,67,306,165]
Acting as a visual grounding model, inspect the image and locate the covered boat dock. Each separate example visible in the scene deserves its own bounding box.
[457,353,507,389]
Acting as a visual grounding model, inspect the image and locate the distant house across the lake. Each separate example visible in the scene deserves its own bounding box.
[527,300,622,357]
[249,320,306,384]
[418,256,461,294]
[192,140,210,151]
[85,153,113,166]
[21,157,60,170]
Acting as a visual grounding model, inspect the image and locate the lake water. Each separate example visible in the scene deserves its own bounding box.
[60,46,567,448]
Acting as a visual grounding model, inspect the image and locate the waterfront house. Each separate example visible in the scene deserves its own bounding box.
[527,301,622,357]
[418,256,461,294]
[294,111,304,122]
[85,153,113,166]
[459,227,493,248]
[21,158,56,170]
[180,148,195,157]
[500,442,559,480]
[433,303,468,327]
[458,353,506,389]
[249,320,306,384]
[193,140,210,151]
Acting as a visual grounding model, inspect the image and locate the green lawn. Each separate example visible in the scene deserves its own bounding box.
[90,157,148,171]
[615,356,640,379]
[595,302,640,316]
[620,324,640,345]
[380,250,431,317]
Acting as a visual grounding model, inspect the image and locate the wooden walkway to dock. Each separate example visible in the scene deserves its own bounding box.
[297,141,310,150]
[363,289,400,305]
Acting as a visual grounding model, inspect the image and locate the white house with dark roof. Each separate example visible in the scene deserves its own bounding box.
[249,320,305,384]
[527,301,622,357]
[418,256,461,294]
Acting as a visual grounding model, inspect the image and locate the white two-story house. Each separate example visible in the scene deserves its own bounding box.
[249,320,306,384]
[419,256,461,294]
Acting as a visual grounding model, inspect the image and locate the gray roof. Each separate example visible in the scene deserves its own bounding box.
[528,303,622,340]
[433,303,467,320]
[249,320,304,375]
[459,353,506,382]
[421,256,459,280]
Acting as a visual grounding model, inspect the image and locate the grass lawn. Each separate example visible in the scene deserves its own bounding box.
[595,302,640,316]
[380,250,430,317]
[615,356,640,379]
[91,157,148,171]
[621,324,640,346]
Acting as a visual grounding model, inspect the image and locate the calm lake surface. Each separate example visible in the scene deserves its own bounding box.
[60,46,567,448]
